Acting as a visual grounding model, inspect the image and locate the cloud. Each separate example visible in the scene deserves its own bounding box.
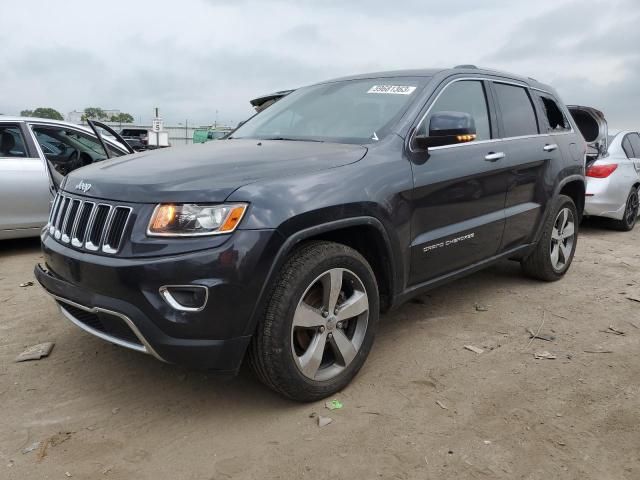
[0,0,638,130]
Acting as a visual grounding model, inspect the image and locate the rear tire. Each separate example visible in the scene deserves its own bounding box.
[248,241,379,402]
[521,194,578,281]
[610,187,639,231]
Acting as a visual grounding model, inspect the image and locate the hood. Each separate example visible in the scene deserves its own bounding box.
[63,139,367,203]
[568,105,608,163]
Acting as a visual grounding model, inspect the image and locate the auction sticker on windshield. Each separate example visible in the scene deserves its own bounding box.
[367,85,416,95]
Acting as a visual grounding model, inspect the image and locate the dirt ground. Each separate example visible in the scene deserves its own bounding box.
[1,221,639,480]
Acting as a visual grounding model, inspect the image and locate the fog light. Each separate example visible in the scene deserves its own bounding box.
[159,285,208,312]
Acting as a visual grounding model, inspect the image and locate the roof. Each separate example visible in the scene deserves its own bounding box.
[313,66,555,93]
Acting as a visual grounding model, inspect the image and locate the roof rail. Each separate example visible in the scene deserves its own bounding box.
[454,64,478,69]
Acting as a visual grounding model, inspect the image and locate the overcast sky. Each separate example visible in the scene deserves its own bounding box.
[1,0,638,129]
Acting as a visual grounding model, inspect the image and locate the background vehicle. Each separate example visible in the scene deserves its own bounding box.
[119,128,149,151]
[35,67,586,401]
[0,117,132,240]
[193,127,233,143]
[584,130,640,230]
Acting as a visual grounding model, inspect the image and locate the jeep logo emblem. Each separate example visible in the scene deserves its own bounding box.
[75,180,92,193]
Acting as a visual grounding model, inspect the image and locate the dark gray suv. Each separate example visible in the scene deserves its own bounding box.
[36,66,586,401]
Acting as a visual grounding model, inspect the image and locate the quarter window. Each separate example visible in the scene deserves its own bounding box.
[622,136,634,158]
[0,125,28,158]
[538,95,571,132]
[493,83,539,137]
[419,80,491,140]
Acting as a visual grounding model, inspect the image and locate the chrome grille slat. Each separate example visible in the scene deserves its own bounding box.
[61,199,81,243]
[48,193,131,255]
[54,197,71,240]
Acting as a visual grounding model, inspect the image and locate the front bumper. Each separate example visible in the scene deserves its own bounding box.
[36,229,280,372]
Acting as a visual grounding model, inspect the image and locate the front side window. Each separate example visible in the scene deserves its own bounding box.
[232,77,428,144]
[418,80,491,141]
[622,136,634,158]
[32,126,124,176]
[538,95,571,132]
[493,83,539,138]
[0,125,28,158]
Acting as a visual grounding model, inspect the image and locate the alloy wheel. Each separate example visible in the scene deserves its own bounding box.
[291,268,369,382]
[550,207,575,271]
[624,189,639,227]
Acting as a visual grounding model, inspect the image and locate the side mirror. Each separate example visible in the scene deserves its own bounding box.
[414,111,477,149]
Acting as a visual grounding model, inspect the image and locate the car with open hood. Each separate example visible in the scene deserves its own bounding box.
[35,66,586,401]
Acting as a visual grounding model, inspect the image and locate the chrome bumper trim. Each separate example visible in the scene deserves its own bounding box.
[50,293,164,361]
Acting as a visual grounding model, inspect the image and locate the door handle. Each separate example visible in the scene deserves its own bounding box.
[543,144,558,152]
[484,152,505,162]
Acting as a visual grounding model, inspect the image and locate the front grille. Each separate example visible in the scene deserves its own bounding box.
[60,302,142,347]
[48,193,132,254]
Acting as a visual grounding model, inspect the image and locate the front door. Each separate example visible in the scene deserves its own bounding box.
[0,123,50,232]
[407,79,508,285]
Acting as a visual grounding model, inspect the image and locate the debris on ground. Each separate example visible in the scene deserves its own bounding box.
[628,321,639,329]
[435,400,448,410]
[102,466,113,475]
[534,351,556,360]
[584,349,613,354]
[111,408,120,415]
[325,399,343,410]
[19,281,34,287]
[22,441,41,454]
[65,472,72,477]
[483,440,492,445]
[474,303,488,312]
[601,326,625,336]
[464,345,484,354]
[317,415,333,427]
[527,328,555,342]
[15,342,54,362]
[309,412,317,418]
[626,296,640,303]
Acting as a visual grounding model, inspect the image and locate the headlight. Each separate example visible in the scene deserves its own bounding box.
[147,203,247,237]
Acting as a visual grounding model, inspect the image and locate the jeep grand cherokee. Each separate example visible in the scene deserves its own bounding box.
[35,66,586,401]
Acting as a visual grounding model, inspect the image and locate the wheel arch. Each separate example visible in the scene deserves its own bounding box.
[243,216,397,337]
[557,176,586,218]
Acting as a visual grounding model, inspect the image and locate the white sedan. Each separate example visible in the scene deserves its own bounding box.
[0,117,133,240]
[584,130,640,230]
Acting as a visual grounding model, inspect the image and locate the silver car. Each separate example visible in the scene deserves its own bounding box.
[584,130,640,230]
[0,117,133,240]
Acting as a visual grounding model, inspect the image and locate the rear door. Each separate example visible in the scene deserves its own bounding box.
[491,82,559,251]
[407,78,508,284]
[0,122,50,231]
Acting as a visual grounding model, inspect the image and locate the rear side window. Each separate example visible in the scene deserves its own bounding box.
[419,80,491,140]
[628,133,640,158]
[0,125,28,158]
[538,95,571,132]
[622,136,634,158]
[493,83,539,138]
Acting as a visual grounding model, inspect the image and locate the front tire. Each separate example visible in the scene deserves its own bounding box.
[521,194,578,281]
[610,187,639,231]
[248,241,379,402]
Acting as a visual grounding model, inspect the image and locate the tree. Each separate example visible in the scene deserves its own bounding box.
[21,107,64,120]
[110,112,134,123]
[81,107,109,121]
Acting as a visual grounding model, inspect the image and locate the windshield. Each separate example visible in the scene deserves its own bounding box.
[232,77,427,144]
